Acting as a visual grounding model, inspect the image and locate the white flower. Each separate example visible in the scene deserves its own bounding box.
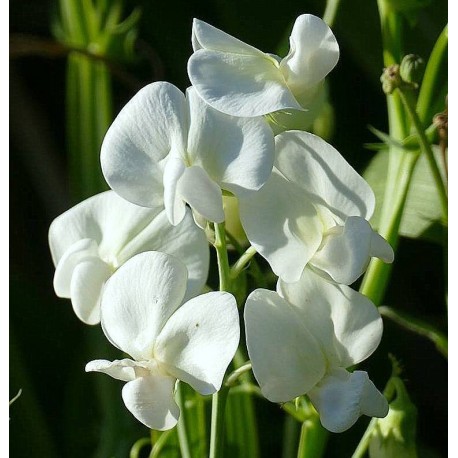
[245,268,388,433]
[188,14,339,118]
[238,130,394,283]
[86,251,240,430]
[49,191,209,324]
[100,81,274,227]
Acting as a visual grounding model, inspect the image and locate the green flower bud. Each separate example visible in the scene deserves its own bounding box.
[400,54,424,87]
[369,378,418,458]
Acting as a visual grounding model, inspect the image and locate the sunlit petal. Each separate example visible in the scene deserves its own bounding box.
[163,156,187,226]
[188,50,301,117]
[53,238,99,298]
[117,208,209,303]
[275,131,375,221]
[186,87,275,196]
[280,14,339,93]
[101,82,188,208]
[70,257,112,324]
[155,291,239,395]
[101,251,188,361]
[122,375,179,431]
[85,358,150,382]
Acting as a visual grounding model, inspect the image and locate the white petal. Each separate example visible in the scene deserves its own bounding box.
[307,369,388,433]
[311,217,373,285]
[238,170,322,282]
[154,291,239,395]
[188,50,301,117]
[275,131,375,221]
[53,238,99,298]
[280,14,339,93]
[370,231,394,263]
[186,87,275,196]
[85,358,150,382]
[70,257,112,325]
[117,208,210,303]
[177,166,225,223]
[191,18,266,56]
[122,375,179,431]
[163,156,187,225]
[245,289,326,402]
[101,82,188,208]
[48,191,164,266]
[278,268,383,368]
[100,251,188,361]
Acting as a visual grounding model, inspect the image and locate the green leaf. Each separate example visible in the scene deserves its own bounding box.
[364,146,447,244]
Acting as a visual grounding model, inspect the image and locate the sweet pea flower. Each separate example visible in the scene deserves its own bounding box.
[49,191,209,325]
[100,81,274,227]
[245,268,388,433]
[86,251,239,430]
[238,130,394,284]
[188,14,339,119]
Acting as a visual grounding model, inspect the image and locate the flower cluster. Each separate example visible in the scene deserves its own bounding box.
[49,14,393,434]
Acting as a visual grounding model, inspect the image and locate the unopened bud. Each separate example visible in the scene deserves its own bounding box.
[400,54,424,87]
[380,65,402,94]
[369,377,418,458]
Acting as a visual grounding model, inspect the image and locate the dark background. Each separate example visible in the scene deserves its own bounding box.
[10,0,447,456]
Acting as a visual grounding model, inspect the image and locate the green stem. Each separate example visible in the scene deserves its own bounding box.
[176,384,193,458]
[209,222,232,458]
[360,1,411,305]
[360,150,419,303]
[379,306,448,357]
[225,363,253,387]
[213,222,231,292]
[230,246,257,280]
[322,0,341,28]
[296,419,328,458]
[351,417,378,458]
[129,437,151,458]
[149,430,174,458]
[209,386,230,458]
[398,89,448,222]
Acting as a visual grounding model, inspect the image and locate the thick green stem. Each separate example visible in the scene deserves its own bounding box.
[360,150,419,303]
[360,1,411,305]
[296,418,328,458]
[398,89,448,222]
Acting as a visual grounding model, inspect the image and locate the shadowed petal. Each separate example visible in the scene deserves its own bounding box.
[245,289,326,402]
[307,369,388,433]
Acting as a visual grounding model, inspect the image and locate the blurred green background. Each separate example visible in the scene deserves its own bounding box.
[10,0,447,456]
